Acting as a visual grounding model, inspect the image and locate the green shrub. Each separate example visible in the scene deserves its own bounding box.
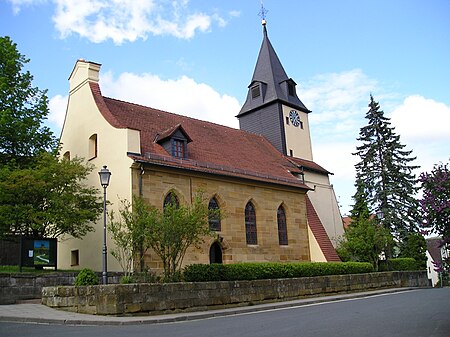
[74,268,99,286]
[378,258,419,271]
[183,262,374,282]
[120,275,135,284]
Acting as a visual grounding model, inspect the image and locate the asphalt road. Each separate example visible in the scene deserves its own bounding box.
[1,288,449,337]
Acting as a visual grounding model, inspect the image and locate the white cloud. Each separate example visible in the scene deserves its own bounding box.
[313,140,358,215]
[8,0,234,43]
[47,71,240,134]
[302,69,378,141]
[390,95,450,142]
[389,95,450,173]
[100,71,240,128]
[7,0,47,14]
[48,94,68,131]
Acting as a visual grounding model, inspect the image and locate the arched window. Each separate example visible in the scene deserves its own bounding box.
[245,202,257,245]
[277,206,288,245]
[63,151,70,160]
[208,197,221,231]
[163,192,179,209]
[88,134,97,160]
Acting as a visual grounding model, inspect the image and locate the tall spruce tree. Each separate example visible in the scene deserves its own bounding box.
[353,95,419,238]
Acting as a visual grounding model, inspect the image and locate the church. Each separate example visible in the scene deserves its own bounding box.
[57,19,343,273]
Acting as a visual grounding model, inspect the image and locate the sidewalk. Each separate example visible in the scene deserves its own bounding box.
[0,288,415,326]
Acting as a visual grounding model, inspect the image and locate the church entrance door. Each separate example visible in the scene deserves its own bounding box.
[209,242,223,264]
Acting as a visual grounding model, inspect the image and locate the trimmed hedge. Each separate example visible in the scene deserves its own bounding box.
[183,262,374,282]
[378,258,420,271]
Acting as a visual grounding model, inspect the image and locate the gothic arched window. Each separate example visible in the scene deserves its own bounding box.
[163,192,179,209]
[208,197,221,231]
[245,202,257,245]
[277,206,288,245]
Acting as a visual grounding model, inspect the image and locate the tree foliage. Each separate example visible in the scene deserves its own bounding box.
[397,232,427,269]
[0,36,57,167]
[0,36,102,241]
[108,196,150,277]
[419,161,450,241]
[353,95,420,237]
[145,192,215,281]
[337,184,393,270]
[0,153,103,238]
[108,192,217,281]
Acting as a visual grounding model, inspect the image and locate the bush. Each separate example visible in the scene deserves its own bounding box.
[183,262,374,282]
[120,275,135,284]
[74,268,99,286]
[378,258,419,271]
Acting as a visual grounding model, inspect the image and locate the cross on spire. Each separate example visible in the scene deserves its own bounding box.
[258,1,268,25]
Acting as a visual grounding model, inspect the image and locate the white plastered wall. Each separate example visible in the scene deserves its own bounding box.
[304,171,344,248]
[307,226,327,262]
[58,60,140,272]
[282,105,313,160]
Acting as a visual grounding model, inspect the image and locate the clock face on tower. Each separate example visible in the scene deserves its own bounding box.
[289,110,300,127]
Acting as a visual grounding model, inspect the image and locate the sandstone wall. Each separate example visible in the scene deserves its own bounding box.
[42,271,428,315]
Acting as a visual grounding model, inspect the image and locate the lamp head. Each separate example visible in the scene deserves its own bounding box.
[98,165,111,188]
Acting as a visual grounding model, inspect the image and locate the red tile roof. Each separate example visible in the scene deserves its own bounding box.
[288,157,331,175]
[426,237,444,264]
[89,82,310,189]
[342,216,352,230]
[306,195,341,262]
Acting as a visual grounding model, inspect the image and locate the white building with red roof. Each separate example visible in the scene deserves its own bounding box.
[58,20,343,272]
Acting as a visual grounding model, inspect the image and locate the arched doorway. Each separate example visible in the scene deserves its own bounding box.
[209,242,223,264]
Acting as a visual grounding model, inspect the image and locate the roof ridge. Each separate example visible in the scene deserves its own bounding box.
[102,96,244,133]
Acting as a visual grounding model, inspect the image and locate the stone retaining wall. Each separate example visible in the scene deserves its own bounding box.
[0,272,121,304]
[42,271,428,315]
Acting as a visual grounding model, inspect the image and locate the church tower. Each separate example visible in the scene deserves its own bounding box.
[237,19,313,160]
[238,16,344,256]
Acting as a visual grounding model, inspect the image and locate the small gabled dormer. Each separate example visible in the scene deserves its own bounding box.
[155,124,192,159]
[280,78,297,98]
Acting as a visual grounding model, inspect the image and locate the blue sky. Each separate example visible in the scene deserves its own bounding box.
[2,0,450,214]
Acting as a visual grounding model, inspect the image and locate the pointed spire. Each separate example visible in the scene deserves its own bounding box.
[259,1,268,36]
[237,11,309,116]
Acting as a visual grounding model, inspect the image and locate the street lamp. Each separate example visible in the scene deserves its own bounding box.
[98,165,111,285]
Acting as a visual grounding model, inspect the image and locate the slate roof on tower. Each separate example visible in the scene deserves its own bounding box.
[89,82,310,190]
[238,22,309,116]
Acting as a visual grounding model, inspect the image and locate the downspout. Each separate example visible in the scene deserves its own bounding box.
[139,164,145,272]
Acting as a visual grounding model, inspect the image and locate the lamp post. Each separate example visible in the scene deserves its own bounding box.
[98,165,111,285]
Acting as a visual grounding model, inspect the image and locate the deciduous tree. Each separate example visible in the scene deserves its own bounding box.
[0,153,103,239]
[108,192,217,281]
[419,161,450,241]
[0,36,57,167]
[108,196,150,277]
[337,180,393,270]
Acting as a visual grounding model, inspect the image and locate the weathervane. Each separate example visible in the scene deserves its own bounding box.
[258,1,268,25]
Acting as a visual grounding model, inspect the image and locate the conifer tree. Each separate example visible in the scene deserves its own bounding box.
[353,95,419,238]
